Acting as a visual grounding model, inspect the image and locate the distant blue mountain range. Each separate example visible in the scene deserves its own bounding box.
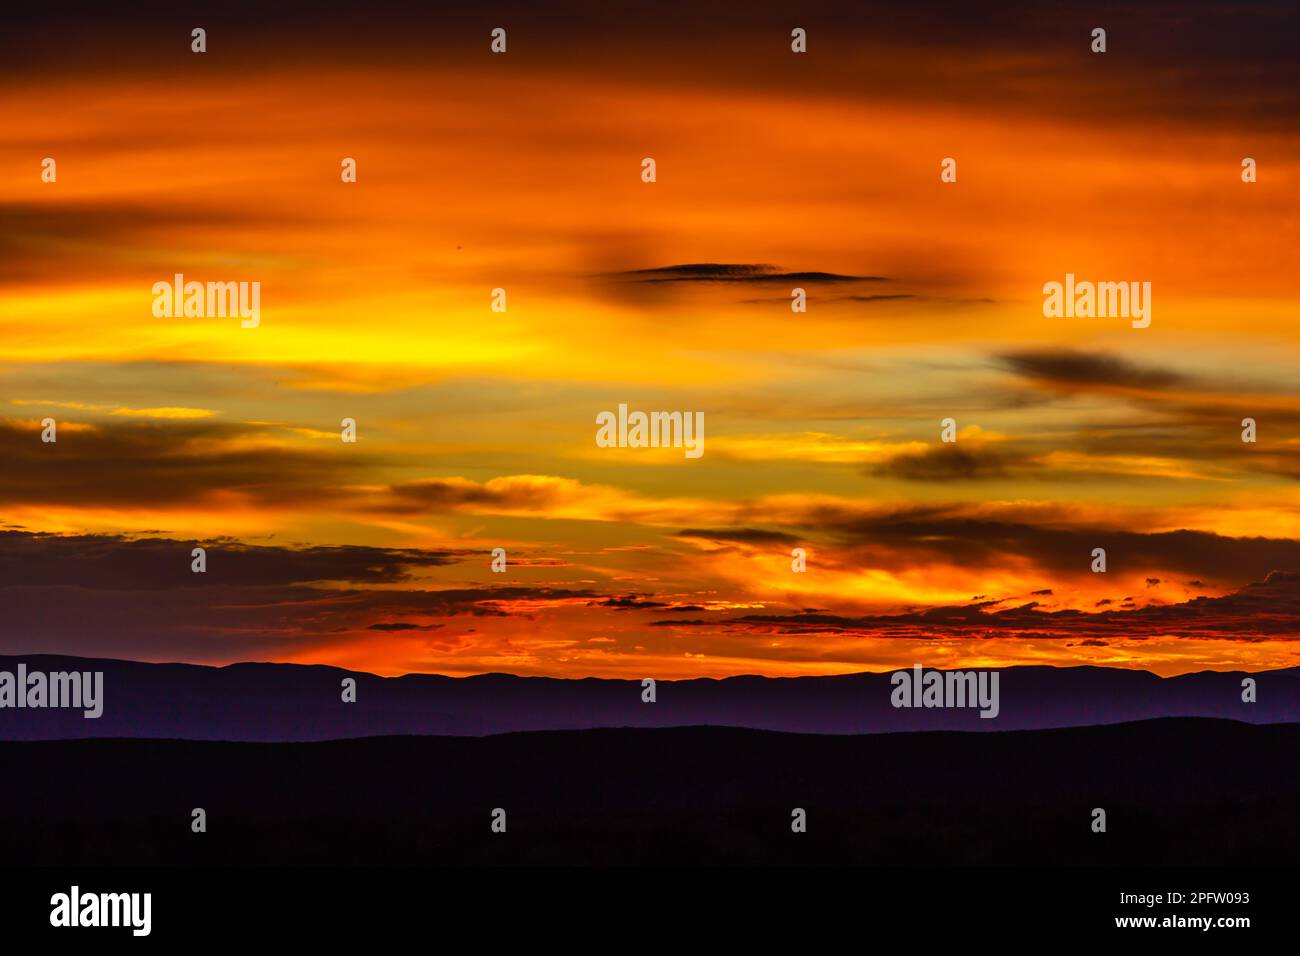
[1,655,1296,740]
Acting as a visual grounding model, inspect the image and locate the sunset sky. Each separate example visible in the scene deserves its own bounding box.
[3,1,1300,677]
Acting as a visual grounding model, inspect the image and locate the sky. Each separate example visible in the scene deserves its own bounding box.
[3,1,1300,677]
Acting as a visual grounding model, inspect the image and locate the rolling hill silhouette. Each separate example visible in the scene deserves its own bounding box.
[3,719,1298,865]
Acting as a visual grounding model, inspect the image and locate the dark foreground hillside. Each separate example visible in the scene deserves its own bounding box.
[3,718,1297,865]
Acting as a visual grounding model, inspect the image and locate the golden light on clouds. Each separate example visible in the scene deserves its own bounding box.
[3,12,1300,678]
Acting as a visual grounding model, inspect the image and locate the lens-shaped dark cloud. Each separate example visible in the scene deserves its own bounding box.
[608,263,884,284]
[871,444,1014,482]
[828,510,1300,582]
[674,527,801,546]
[589,595,671,610]
[0,531,463,589]
[999,349,1190,390]
[0,419,368,507]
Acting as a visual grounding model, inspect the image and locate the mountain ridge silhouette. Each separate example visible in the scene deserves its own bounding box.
[2,654,1296,740]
